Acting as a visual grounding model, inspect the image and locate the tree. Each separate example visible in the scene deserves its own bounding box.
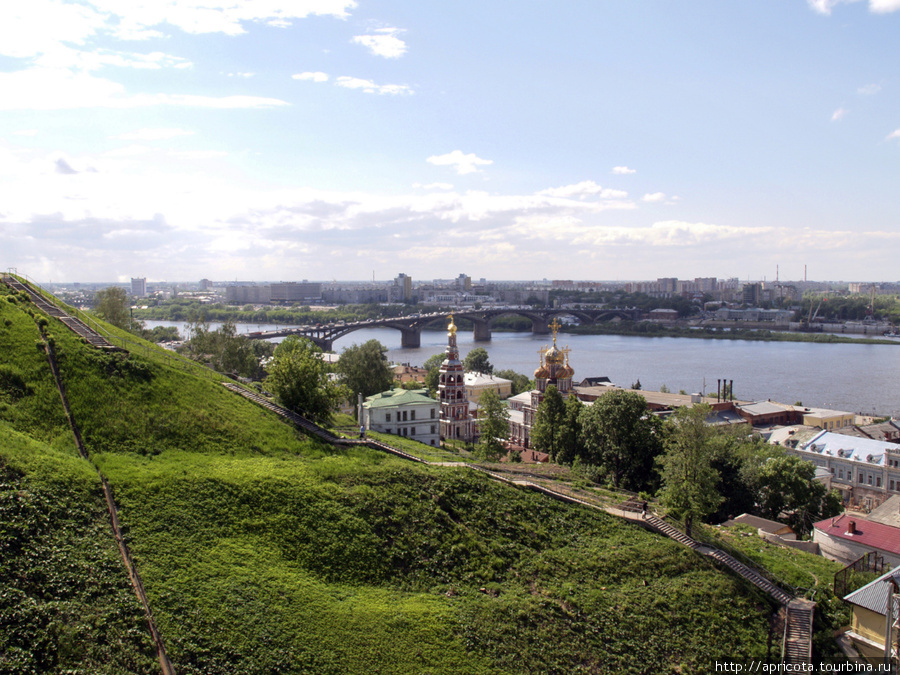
[336,340,394,413]
[463,347,493,374]
[755,454,843,535]
[178,320,262,377]
[494,368,533,396]
[476,389,510,461]
[708,432,770,523]
[556,394,583,465]
[94,286,139,332]
[265,336,348,424]
[578,390,663,491]
[422,352,445,396]
[657,404,722,538]
[530,385,565,460]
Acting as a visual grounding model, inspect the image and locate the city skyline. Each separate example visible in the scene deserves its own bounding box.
[1,1,899,283]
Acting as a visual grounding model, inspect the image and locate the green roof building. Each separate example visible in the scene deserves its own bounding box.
[362,388,440,446]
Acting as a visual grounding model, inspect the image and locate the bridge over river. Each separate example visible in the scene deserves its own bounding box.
[243,306,640,350]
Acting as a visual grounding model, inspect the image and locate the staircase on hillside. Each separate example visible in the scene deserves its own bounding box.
[783,600,815,665]
[643,514,794,605]
[2,276,120,350]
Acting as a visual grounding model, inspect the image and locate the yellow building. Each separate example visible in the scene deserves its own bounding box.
[844,568,900,661]
[802,407,855,430]
[464,372,513,403]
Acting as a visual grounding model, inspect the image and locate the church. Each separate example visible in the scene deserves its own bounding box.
[438,314,477,443]
[507,318,577,449]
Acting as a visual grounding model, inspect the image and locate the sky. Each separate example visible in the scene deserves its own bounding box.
[1,0,899,284]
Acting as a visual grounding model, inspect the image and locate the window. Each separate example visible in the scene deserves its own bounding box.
[838,469,844,479]
[386,429,391,435]
[859,474,864,484]
[402,411,408,422]
[892,480,896,491]
[411,427,415,436]
[385,413,391,422]
[431,408,436,419]
[877,476,882,487]
[431,425,436,434]
[410,410,416,421]
[868,475,873,486]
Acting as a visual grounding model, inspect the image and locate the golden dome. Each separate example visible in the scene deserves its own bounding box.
[447,313,457,336]
[534,365,550,379]
[545,345,564,365]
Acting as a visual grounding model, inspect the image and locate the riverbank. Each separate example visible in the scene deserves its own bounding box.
[564,321,900,346]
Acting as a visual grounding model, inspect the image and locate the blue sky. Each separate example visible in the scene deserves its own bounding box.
[1,0,898,283]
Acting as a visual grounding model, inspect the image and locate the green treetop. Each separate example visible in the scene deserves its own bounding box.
[265,336,348,424]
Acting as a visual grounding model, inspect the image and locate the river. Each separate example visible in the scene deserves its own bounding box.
[145,320,899,418]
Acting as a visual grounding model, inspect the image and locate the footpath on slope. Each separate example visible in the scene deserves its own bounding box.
[40,334,177,675]
[222,380,816,667]
[2,275,176,675]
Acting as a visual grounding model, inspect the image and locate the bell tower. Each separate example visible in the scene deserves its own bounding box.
[438,314,473,442]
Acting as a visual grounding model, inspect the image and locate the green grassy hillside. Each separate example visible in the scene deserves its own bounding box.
[1,281,807,674]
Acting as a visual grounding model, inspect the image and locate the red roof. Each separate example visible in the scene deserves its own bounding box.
[814,514,900,556]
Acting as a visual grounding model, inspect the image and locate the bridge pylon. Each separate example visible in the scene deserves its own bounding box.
[472,318,492,342]
[400,327,421,348]
[531,317,550,335]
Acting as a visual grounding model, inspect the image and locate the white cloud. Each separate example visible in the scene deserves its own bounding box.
[887,129,900,141]
[83,0,358,37]
[14,130,39,137]
[427,150,493,175]
[858,83,882,95]
[0,68,289,110]
[807,0,900,13]
[293,71,330,82]
[537,181,627,200]
[413,182,454,190]
[39,48,193,71]
[642,192,666,203]
[612,166,636,175]
[3,146,896,282]
[352,27,407,59]
[228,72,255,78]
[335,76,412,95]
[103,144,152,157]
[114,128,195,141]
[169,150,228,159]
[831,107,848,121]
[870,0,900,12]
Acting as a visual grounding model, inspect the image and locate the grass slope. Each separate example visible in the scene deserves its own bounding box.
[1,283,814,673]
[0,422,158,674]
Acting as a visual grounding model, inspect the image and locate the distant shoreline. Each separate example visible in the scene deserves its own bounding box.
[561,322,900,346]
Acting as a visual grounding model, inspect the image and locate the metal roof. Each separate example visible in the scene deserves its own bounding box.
[815,515,900,557]
[798,431,894,467]
[363,388,438,409]
[844,567,900,615]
